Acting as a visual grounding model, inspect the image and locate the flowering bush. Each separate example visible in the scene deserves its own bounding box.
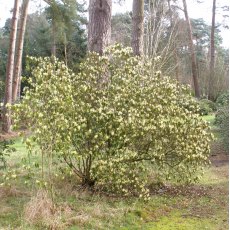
[216,92,229,108]
[12,45,213,197]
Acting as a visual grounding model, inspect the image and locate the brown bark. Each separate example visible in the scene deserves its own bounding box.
[88,0,112,55]
[182,0,200,98]
[2,0,20,133]
[12,0,30,102]
[208,0,216,100]
[131,0,144,56]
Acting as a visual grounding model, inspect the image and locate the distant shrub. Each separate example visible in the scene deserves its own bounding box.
[215,106,229,151]
[216,92,229,108]
[12,44,213,198]
[198,99,216,115]
[215,106,228,126]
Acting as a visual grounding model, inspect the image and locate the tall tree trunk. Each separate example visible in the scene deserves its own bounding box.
[131,0,144,56]
[88,0,112,55]
[208,0,216,101]
[167,0,180,82]
[12,0,30,102]
[182,0,200,98]
[2,0,20,133]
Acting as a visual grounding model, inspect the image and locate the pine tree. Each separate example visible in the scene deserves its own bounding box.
[2,0,20,133]
[131,0,144,55]
[12,0,30,102]
[88,0,112,55]
[208,0,216,100]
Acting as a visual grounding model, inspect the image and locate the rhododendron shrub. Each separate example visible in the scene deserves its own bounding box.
[12,45,212,197]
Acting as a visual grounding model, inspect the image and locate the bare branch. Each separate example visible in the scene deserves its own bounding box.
[174,5,184,12]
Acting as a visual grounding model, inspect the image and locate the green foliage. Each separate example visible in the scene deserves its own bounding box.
[112,12,132,46]
[0,26,9,96]
[0,140,15,169]
[215,92,229,108]
[214,92,229,150]
[0,3,87,96]
[215,106,229,151]
[191,18,223,49]
[198,99,216,115]
[44,1,87,70]
[12,45,213,197]
[0,80,4,101]
[215,106,228,126]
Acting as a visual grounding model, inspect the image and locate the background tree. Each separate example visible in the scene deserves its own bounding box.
[111,12,132,46]
[182,0,200,98]
[144,0,181,78]
[167,0,180,81]
[12,0,30,102]
[45,0,75,57]
[88,0,112,54]
[2,0,20,133]
[45,1,87,68]
[0,0,228,105]
[189,18,227,99]
[0,26,9,101]
[208,0,216,100]
[0,1,87,109]
[131,0,144,55]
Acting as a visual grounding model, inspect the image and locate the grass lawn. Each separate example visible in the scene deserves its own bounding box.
[0,117,228,229]
[202,114,215,124]
[202,114,218,130]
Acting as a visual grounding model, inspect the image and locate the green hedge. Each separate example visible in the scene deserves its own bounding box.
[198,99,216,115]
[215,106,229,151]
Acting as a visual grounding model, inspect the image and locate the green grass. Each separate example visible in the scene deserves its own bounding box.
[0,134,228,230]
[202,114,215,124]
[202,114,222,140]
[202,114,218,130]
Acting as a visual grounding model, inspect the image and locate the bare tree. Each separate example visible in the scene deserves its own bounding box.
[88,0,112,55]
[182,0,200,98]
[131,0,144,55]
[144,0,180,77]
[2,0,20,133]
[208,0,216,100]
[167,0,180,81]
[145,0,168,57]
[12,0,30,102]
